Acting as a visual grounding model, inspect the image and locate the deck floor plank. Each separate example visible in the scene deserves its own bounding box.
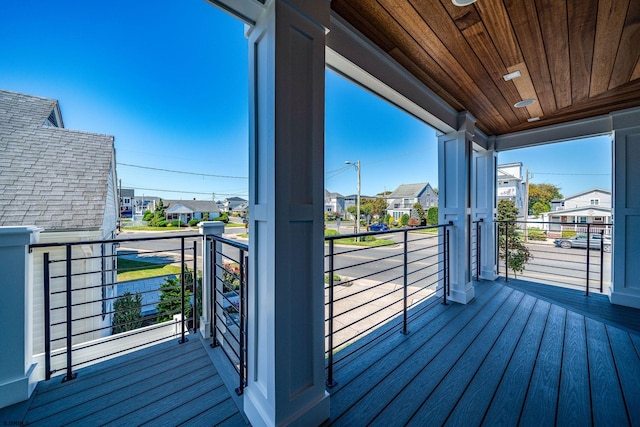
[446,298,550,427]
[519,304,566,426]
[177,396,243,426]
[607,326,640,426]
[586,317,629,426]
[557,311,591,426]
[357,288,520,426]
[330,285,512,425]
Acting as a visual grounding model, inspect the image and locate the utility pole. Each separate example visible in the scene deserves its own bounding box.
[345,160,361,237]
[524,167,529,241]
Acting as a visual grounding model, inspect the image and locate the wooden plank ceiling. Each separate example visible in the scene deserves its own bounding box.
[331,0,640,136]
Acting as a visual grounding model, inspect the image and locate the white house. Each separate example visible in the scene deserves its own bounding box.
[221,196,247,213]
[543,189,612,236]
[386,183,438,220]
[0,89,119,358]
[324,189,345,215]
[164,199,220,223]
[497,162,526,216]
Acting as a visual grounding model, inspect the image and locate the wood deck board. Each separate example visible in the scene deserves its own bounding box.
[585,317,629,426]
[330,284,512,425]
[408,294,536,426]
[479,300,550,426]
[2,337,241,427]
[519,304,567,426]
[445,298,550,427]
[339,286,516,426]
[607,325,640,426]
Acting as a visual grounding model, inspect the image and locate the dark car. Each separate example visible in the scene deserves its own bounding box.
[554,233,611,252]
[369,223,389,232]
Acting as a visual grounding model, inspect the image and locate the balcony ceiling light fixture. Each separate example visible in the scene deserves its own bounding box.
[514,99,536,108]
[527,116,541,122]
[503,70,521,81]
[452,0,477,6]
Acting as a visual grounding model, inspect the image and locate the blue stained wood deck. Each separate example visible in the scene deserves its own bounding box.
[327,280,640,426]
[0,337,247,426]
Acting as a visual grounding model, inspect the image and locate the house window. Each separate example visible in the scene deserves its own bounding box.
[590,199,599,205]
[579,216,587,223]
[124,198,130,204]
[594,217,603,221]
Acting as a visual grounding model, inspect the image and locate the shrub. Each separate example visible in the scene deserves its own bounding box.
[324,229,339,237]
[157,277,191,323]
[170,219,185,227]
[213,212,229,223]
[156,219,167,227]
[562,230,577,238]
[400,214,410,226]
[408,217,420,227]
[188,218,200,227]
[427,206,439,225]
[527,228,547,241]
[142,210,154,221]
[112,292,143,334]
[223,263,241,291]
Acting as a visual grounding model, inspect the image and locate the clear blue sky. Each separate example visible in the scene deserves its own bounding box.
[0,1,610,201]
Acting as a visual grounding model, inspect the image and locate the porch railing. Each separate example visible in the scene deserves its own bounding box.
[496,220,612,295]
[324,224,451,387]
[30,234,201,382]
[207,235,248,396]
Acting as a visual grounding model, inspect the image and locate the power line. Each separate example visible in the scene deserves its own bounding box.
[119,163,248,179]
[127,186,247,197]
[533,172,610,176]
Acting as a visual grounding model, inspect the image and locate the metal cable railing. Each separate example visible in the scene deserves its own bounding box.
[323,224,451,387]
[31,234,201,382]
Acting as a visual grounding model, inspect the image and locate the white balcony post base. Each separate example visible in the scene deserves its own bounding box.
[198,221,225,339]
[0,226,41,410]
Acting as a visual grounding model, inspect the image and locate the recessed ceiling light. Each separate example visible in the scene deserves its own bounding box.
[527,117,540,122]
[452,0,477,6]
[514,99,536,108]
[503,70,521,81]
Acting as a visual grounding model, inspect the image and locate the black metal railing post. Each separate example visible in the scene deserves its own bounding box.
[600,230,604,293]
[236,248,247,395]
[442,227,449,305]
[504,222,509,283]
[63,244,76,382]
[586,223,591,296]
[446,227,451,298]
[44,252,51,381]
[210,238,217,347]
[180,237,187,343]
[495,222,500,276]
[192,239,198,333]
[326,239,337,387]
[402,229,409,335]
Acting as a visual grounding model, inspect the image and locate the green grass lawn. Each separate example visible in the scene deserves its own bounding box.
[225,222,247,228]
[117,258,182,281]
[123,226,199,231]
[324,229,396,247]
[409,227,440,234]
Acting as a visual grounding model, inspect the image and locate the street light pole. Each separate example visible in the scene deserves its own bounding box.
[346,160,361,236]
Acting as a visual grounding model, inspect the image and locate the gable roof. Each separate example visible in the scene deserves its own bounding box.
[164,199,219,214]
[389,183,430,199]
[0,90,116,231]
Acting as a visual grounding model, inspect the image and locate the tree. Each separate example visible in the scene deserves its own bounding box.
[369,197,388,220]
[157,276,191,323]
[528,183,562,214]
[112,292,143,334]
[531,201,550,216]
[498,199,532,276]
[400,213,410,226]
[412,202,426,225]
[427,206,439,225]
[142,210,154,222]
[150,198,169,226]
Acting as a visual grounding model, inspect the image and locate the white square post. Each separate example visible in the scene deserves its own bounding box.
[198,221,225,338]
[0,226,41,409]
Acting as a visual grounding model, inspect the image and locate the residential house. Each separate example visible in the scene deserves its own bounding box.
[497,162,526,216]
[164,199,220,223]
[118,188,134,218]
[221,196,247,213]
[3,2,640,425]
[543,189,612,236]
[324,189,345,215]
[133,196,158,217]
[343,193,375,220]
[386,183,438,220]
[0,89,118,371]
[232,201,249,217]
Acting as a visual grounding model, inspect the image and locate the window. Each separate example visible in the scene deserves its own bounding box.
[579,216,587,223]
[590,199,599,205]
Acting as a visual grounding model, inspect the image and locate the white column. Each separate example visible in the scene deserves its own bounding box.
[0,226,41,409]
[472,144,498,280]
[245,1,330,426]
[438,113,475,304]
[610,109,640,308]
[198,221,225,339]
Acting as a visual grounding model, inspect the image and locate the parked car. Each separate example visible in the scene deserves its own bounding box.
[554,233,611,252]
[369,223,389,232]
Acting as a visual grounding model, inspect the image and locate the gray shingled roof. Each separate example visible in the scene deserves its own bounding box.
[164,199,220,214]
[389,183,429,198]
[0,89,115,231]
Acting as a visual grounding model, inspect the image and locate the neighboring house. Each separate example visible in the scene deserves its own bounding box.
[119,188,134,218]
[324,190,345,215]
[343,193,376,220]
[222,197,247,212]
[164,199,220,223]
[497,162,526,216]
[133,196,159,217]
[0,89,119,354]
[542,189,612,236]
[232,201,249,217]
[386,183,438,220]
